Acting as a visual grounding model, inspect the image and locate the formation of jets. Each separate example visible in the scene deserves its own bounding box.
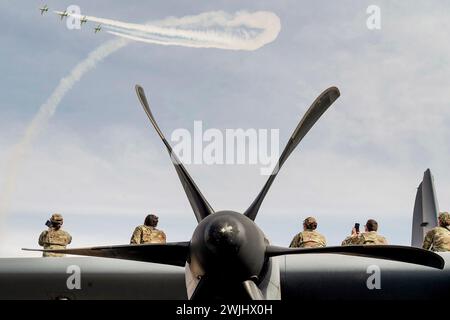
[39,5,101,34]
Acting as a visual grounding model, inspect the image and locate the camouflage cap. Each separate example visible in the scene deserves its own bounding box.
[438,212,450,226]
[50,213,63,223]
[303,216,317,230]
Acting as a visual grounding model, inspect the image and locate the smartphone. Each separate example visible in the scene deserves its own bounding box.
[354,223,360,233]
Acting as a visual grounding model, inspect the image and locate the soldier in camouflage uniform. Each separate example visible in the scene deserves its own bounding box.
[422,212,450,252]
[38,213,72,257]
[289,217,326,248]
[342,219,387,246]
[130,214,167,244]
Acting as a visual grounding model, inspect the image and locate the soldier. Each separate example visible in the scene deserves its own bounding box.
[342,219,388,246]
[422,212,450,252]
[289,216,326,248]
[130,214,167,244]
[38,213,72,257]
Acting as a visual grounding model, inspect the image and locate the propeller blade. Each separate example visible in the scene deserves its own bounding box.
[189,277,264,300]
[242,280,264,300]
[23,241,190,267]
[265,245,445,269]
[135,85,215,223]
[189,276,208,300]
[244,87,340,221]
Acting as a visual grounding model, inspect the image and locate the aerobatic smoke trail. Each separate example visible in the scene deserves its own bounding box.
[0,10,280,228]
[66,11,281,51]
[0,38,129,225]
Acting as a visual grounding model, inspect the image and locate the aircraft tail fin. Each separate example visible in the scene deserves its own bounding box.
[411,169,439,247]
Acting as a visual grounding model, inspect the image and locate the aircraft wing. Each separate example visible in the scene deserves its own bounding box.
[0,253,448,299]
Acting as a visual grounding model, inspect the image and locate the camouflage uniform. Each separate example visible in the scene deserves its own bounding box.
[289,217,326,248]
[38,214,72,257]
[341,231,388,246]
[289,230,326,248]
[422,212,450,252]
[130,225,166,244]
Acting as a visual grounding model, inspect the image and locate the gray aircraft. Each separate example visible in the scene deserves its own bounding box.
[39,5,49,16]
[80,16,88,26]
[0,85,448,300]
[56,10,69,21]
[94,24,102,34]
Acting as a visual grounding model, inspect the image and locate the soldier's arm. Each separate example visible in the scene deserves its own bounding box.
[66,232,72,245]
[353,234,364,245]
[422,230,434,250]
[38,231,47,247]
[130,227,141,244]
[341,236,351,246]
[289,234,301,248]
[159,231,167,244]
[342,235,362,246]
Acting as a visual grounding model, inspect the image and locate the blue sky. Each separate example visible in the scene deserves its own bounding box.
[1,1,450,256]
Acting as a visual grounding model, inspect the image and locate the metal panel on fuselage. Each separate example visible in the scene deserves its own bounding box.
[0,257,186,299]
[0,254,449,299]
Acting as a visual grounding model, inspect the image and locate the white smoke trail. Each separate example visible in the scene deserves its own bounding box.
[0,38,129,226]
[65,11,281,51]
[0,10,280,230]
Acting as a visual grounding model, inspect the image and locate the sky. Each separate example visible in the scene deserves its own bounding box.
[1,0,450,257]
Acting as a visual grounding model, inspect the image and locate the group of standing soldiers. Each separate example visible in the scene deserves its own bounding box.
[37,211,450,257]
[289,212,450,252]
[38,213,166,257]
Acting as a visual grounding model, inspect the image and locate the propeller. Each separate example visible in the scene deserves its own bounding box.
[23,85,446,301]
[244,87,340,221]
[242,280,264,300]
[189,275,265,301]
[265,245,445,270]
[23,242,190,267]
[136,85,214,223]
